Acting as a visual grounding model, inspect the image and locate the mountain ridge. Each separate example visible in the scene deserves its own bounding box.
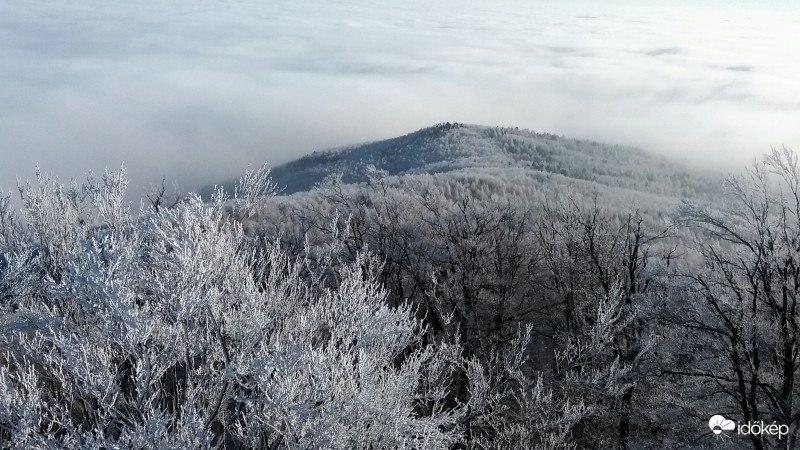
[205,123,722,200]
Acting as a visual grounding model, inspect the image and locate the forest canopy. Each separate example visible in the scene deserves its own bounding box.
[1,146,799,449]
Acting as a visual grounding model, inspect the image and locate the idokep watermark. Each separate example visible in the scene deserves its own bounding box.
[709,415,790,440]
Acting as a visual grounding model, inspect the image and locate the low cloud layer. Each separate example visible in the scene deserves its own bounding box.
[1,0,798,196]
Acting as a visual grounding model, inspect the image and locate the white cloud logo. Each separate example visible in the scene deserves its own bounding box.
[709,415,736,435]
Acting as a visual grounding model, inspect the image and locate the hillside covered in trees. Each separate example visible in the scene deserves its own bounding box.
[2,127,798,449]
[208,123,723,202]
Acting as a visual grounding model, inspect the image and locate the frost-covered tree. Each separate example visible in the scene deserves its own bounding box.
[0,166,468,449]
[249,172,658,448]
[0,165,598,449]
[669,148,800,450]
[533,196,672,449]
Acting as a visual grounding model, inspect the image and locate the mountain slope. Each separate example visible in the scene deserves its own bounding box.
[207,123,722,200]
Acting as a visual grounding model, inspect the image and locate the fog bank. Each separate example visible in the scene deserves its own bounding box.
[1,0,798,195]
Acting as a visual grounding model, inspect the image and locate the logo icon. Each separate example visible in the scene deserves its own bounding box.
[709,415,736,435]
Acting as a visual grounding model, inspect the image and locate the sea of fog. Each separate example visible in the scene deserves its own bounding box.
[0,0,798,196]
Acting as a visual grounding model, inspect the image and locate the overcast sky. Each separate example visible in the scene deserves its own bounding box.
[1,0,798,196]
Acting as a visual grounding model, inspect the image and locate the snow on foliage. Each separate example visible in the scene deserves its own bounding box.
[0,165,591,449]
[3,140,782,448]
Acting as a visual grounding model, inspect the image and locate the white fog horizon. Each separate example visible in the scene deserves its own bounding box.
[1,0,798,196]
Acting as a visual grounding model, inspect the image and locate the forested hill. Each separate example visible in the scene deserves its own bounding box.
[208,123,722,199]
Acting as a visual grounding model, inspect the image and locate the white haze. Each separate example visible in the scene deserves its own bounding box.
[0,0,798,195]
